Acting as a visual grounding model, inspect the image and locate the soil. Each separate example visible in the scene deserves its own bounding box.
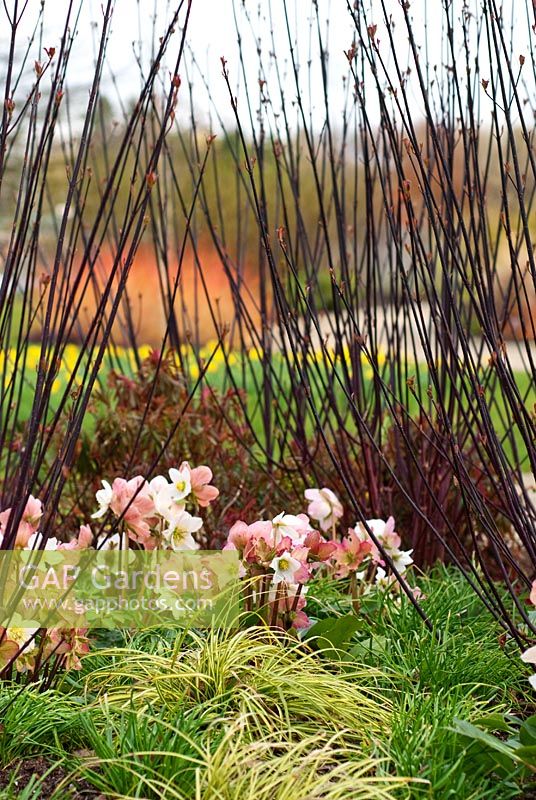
[0,755,103,798]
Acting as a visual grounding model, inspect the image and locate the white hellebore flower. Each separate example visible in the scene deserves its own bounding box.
[168,467,192,503]
[97,531,128,551]
[270,551,302,585]
[375,566,396,589]
[365,518,389,539]
[521,645,536,690]
[390,549,413,573]
[5,626,39,654]
[153,483,184,522]
[163,509,202,551]
[149,475,170,499]
[91,480,113,519]
[304,488,343,532]
[26,532,59,550]
[272,512,309,544]
[156,494,188,526]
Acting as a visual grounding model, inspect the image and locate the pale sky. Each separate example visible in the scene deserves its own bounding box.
[0,0,533,134]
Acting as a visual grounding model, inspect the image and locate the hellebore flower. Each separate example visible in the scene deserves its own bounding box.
[270,551,302,584]
[181,462,219,507]
[304,488,343,532]
[168,466,192,502]
[163,509,202,551]
[91,480,113,519]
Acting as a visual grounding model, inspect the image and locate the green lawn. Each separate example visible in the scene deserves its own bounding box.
[4,344,534,471]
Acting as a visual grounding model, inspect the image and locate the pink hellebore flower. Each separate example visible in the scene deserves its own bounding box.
[0,495,43,548]
[248,520,274,540]
[352,522,381,564]
[47,628,90,671]
[224,520,276,566]
[289,591,311,630]
[181,462,219,507]
[22,495,43,526]
[291,609,311,629]
[377,517,401,553]
[247,533,282,567]
[109,477,154,518]
[354,516,400,565]
[109,477,156,544]
[241,521,277,565]
[364,517,413,574]
[224,520,251,553]
[279,605,310,630]
[78,524,94,548]
[288,545,312,583]
[304,530,338,563]
[334,529,372,578]
[530,580,536,606]
[59,525,93,550]
[368,516,412,573]
[269,585,310,630]
[0,631,21,668]
[304,488,343,532]
[3,626,38,655]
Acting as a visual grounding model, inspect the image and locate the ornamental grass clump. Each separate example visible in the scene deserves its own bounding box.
[81,627,391,740]
[64,610,412,796]
[67,706,413,800]
[199,726,413,800]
